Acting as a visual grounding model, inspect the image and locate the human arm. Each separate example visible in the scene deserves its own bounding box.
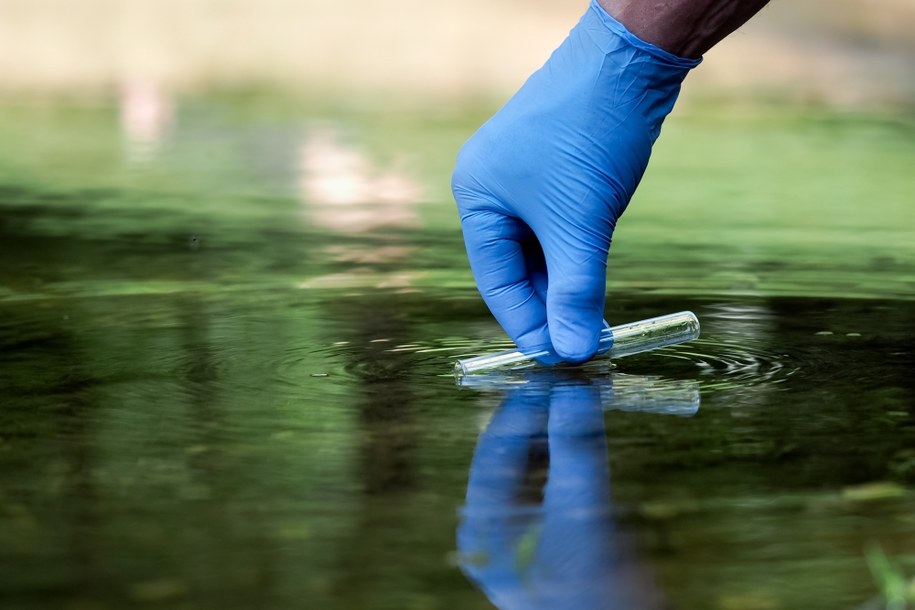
[599,0,771,59]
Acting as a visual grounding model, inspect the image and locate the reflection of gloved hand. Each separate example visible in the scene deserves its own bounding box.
[452,0,699,363]
[457,374,665,610]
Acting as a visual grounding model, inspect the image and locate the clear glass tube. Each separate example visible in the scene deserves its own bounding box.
[454,311,700,376]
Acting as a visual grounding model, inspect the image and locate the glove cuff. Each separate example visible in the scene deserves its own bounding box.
[588,0,703,70]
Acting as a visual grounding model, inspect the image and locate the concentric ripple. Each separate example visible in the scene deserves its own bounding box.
[648,337,800,388]
[305,328,804,392]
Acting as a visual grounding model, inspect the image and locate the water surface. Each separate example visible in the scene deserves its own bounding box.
[1,96,914,610]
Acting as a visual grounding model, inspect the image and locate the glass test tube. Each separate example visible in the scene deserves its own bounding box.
[454,311,700,376]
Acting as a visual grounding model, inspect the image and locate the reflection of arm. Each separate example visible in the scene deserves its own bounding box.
[599,0,771,58]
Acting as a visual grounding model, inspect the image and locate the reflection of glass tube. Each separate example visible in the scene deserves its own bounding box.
[602,375,700,416]
[454,311,700,376]
[456,372,701,416]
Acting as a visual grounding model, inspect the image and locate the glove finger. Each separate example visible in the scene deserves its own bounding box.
[522,230,549,306]
[541,229,611,363]
[460,209,552,353]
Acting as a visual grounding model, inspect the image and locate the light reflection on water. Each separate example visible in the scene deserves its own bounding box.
[1,96,914,609]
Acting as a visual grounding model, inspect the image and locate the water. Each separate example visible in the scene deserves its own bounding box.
[1,96,914,610]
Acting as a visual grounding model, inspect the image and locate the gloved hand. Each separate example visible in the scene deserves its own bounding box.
[452,0,700,362]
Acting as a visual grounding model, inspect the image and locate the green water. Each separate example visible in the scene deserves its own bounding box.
[1,95,914,610]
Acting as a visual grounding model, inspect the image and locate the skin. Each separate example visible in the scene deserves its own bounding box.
[598,0,772,58]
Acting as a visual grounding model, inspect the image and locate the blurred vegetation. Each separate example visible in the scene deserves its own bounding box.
[866,544,915,610]
[0,96,912,302]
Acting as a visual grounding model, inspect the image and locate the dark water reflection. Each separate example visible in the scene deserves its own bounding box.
[1,98,915,609]
[2,287,914,609]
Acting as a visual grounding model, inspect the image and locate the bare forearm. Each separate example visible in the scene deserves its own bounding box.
[598,0,770,58]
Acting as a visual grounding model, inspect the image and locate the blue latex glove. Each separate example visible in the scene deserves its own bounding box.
[452,0,700,362]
